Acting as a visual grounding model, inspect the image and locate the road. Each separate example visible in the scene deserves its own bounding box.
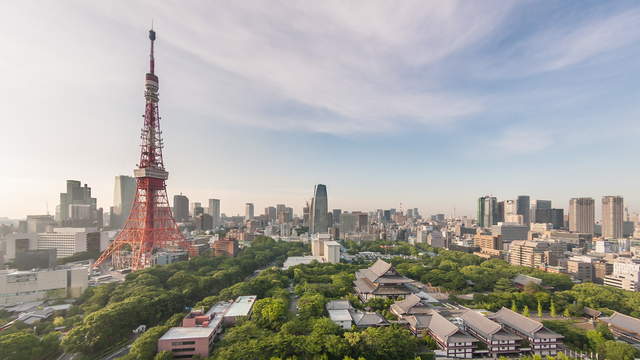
[287,284,299,317]
[102,345,131,360]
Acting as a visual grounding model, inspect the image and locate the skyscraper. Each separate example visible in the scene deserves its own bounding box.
[57,180,97,226]
[310,184,328,233]
[332,209,342,225]
[276,204,286,224]
[517,195,530,225]
[208,199,220,227]
[245,203,254,220]
[112,175,136,229]
[173,194,189,222]
[191,202,202,217]
[477,196,497,228]
[569,197,595,234]
[531,200,552,224]
[265,206,277,223]
[496,201,505,223]
[602,196,623,239]
[550,208,564,230]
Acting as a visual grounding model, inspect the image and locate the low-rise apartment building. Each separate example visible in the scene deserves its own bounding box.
[604,259,640,292]
[0,266,88,306]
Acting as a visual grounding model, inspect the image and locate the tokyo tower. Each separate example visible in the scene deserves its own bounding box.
[94,28,187,270]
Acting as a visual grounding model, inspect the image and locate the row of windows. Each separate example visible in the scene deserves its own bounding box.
[172,347,196,353]
[171,341,196,346]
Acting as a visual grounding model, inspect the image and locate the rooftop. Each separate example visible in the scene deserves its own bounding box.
[225,295,257,317]
[159,326,214,341]
[282,256,324,270]
[326,300,353,311]
[602,312,640,335]
[512,274,542,286]
[328,309,353,322]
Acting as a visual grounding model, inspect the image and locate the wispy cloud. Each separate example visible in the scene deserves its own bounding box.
[482,6,640,77]
[83,1,518,134]
[495,127,554,154]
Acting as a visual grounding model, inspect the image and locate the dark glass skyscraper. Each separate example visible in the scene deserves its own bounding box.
[477,196,498,228]
[517,195,530,225]
[310,184,328,233]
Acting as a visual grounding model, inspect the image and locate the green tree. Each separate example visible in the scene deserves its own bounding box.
[297,293,326,320]
[0,331,59,360]
[537,300,543,318]
[550,300,557,318]
[122,325,169,360]
[522,305,530,317]
[356,326,419,360]
[253,297,288,330]
[494,278,514,292]
[154,351,174,360]
[603,340,638,360]
[511,299,518,313]
[563,308,570,318]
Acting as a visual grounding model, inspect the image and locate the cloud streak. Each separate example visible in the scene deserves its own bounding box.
[83,1,521,134]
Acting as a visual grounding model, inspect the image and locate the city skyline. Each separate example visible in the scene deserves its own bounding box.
[3,1,640,218]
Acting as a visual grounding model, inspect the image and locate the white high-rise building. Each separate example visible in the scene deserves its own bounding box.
[245,203,254,220]
[602,196,623,239]
[112,175,136,229]
[323,240,341,264]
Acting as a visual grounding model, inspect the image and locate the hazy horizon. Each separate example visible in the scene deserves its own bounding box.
[2,1,640,219]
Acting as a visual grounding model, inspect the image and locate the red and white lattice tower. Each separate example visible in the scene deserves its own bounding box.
[94,28,187,270]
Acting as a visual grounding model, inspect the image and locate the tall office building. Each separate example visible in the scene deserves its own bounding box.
[302,203,310,226]
[245,203,254,220]
[550,209,564,230]
[310,184,329,233]
[57,180,97,226]
[208,199,220,227]
[517,195,530,225]
[265,206,277,224]
[112,175,136,229]
[332,209,342,225]
[496,201,505,223]
[602,196,624,239]
[276,204,286,224]
[25,215,54,233]
[173,194,189,222]
[569,197,595,234]
[191,202,202,217]
[477,196,498,228]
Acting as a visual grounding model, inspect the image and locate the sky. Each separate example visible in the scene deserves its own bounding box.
[1,1,640,219]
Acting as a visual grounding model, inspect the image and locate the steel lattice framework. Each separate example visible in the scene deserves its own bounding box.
[94,29,187,270]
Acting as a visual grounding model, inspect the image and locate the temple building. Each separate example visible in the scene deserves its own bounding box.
[460,310,523,357]
[488,307,563,356]
[353,259,413,301]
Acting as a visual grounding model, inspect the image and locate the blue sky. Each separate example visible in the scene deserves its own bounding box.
[1,1,640,218]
